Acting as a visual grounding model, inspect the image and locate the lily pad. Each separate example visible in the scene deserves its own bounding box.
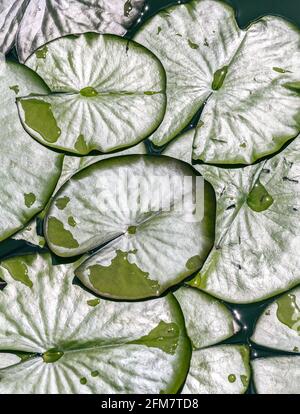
[18,33,166,155]
[252,356,300,394]
[134,0,300,164]
[0,56,63,242]
[17,32,166,155]
[0,253,191,394]
[174,286,239,349]
[252,287,300,354]
[0,1,146,62]
[164,129,300,303]
[45,155,216,300]
[182,345,250,394]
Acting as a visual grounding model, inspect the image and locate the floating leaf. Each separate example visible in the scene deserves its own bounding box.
[17,33,166,155]
[0,56,63,242]
[45,155,216,300]
[164,129,300,303]
[0,253,191,393]
[182,345,250,394]
[174,286,239,349]
[252,356,300,394]
[252,287,300,354]
[173,286,249,393]
[0,1,146,61]
[135,0,300,164]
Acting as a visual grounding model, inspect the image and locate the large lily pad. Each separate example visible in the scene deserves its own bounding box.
[0,56,63,242]
[252,356,300,394]
[17,32,166,155]
[0,253,191,394]
[0,1,146,62]
[164,129,300,303]
[251,287,300,354]
[44,155,216,300]
[134,0,300,164]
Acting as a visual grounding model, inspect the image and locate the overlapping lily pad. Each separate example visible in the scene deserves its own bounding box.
[174,286,250,394]
[17,32,166,155]
[135,0,300,164]
[164,129,300,303]
[0,56,63,242]
[44,155,216,300]
[0,253,191,394]
[0,1,146,62]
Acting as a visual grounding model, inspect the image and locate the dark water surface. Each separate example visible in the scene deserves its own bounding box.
[1,0,299,394]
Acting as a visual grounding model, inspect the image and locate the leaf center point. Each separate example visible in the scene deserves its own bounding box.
[80,87,98,97]
[42,349,64,363]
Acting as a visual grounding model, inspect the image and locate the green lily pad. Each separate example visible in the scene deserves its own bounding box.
[0,56,63,242]
[134,0,300,164]
[252,287,300,354]
[182,345,250,394]
[164,129,300,303]
[17,32,166,155]
[252,356,300,394]
[0,253,191,394]
[45,155,216,300]
[174,286,239,349]
[0,1,146,61]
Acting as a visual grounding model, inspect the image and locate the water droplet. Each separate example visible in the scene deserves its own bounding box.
[43,349,64,363]
[212,66,228,90]
[276,293,300,331]
[35,46,48,59]
[127,225,137,235]
[273,67,286,73]
[247,181,274,212]
[80,377,87,385]
[55,196,70,210]
[20,99,61,143]
[228,374,236,383]
[188,39,199,49]
[87,298,100,307]
[9,85,19,95]
[68,216,76,227]
[24,193,36,208]
[80,87,98,97]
